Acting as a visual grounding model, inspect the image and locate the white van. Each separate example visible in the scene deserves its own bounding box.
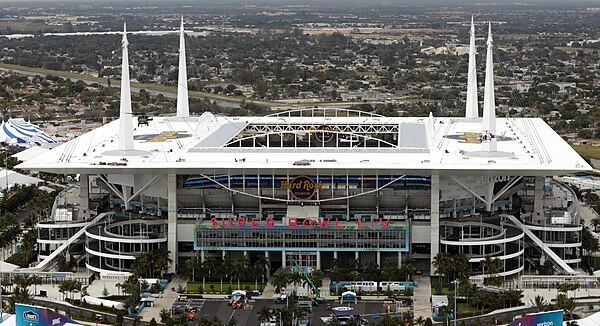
[379,281,406,292]
[350,281,377,292]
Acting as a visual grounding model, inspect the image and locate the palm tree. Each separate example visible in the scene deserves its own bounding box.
[9,285,33,308]
[256,306,272,325]
[203,256,217,281]
[115,283,122,296]
[58,281,69,301]
[154,248,173,278]
[72,281,82,302]
[185,256,200,282]
[271,268,291,292]
[290,272,303,295]
[253,256,269,291]
[20,230,37,264]
[451,254,470,281]
[362,260,380,284]
[530,295,547,312]
[432,252,449,288]
[481,256,502,285]
[233,255,250,290]
[29,275,42,296]
[591,217,600,232]
[414,316,425,326]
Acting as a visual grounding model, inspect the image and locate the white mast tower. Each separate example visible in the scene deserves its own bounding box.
[176,16,190,118]
[118,22,134,151]
[481,22,497,152]
[465,16,479,119]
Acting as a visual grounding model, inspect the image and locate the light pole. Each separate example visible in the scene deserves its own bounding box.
[452,279,459,326]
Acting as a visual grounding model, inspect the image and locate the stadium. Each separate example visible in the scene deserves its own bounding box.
[18,20,592,283]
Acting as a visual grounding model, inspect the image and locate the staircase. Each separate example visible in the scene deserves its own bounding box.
[504,214,578,275]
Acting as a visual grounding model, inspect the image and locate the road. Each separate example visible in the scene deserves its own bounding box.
[0,63,420,112]
[0,63,250,108]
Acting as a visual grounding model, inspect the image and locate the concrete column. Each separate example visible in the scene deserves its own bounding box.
[376,251,381,266]
[157,197,161,216]
[222,250,226,259]
[316,251,321,270]
[398,251,402,268]
[486,181,494,211]
[282,250,286,268]
[79,174,90,220]
[334,251,338,259]
[167,174,178,273]
[430,174,440,276]
[355,251,359,261]
[534,176,544,216]
[200,250,205,263]
[265,251,271,279]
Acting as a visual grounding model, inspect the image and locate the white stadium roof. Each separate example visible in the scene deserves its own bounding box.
[16,112,591,176]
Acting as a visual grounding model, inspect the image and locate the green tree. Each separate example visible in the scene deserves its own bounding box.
[432,252,450,290]
[256,306,272,324]
[270,268,291,291]
[29,275,42,296]
[481,256,503,286]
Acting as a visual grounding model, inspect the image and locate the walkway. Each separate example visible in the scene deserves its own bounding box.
[138,276,187,322]
[27,212,113,272]
[412,276,432,320]
[505,214,577,275]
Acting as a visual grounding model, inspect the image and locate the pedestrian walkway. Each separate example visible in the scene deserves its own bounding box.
[412,276,432,320]
[138,276,187,322]
[261,279,277,299]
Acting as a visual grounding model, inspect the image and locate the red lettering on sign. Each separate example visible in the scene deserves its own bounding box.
[317,218,330,228]
[266,217,275,228]
[289,218,298,228]
[303,218,313,228]
[211,218,217,228]
[380,218,391,228]
[251,217,259,228]
[222,218,233,229]
[237,218,246,227]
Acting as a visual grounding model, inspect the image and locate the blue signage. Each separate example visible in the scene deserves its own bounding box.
[16,304,80,326]
[508,310,563,326]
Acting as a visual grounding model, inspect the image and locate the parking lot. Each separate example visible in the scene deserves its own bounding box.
[170,297,206,324]
[191,298,406,326]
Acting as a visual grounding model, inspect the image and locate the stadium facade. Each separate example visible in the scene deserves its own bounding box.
[20,19,592,281]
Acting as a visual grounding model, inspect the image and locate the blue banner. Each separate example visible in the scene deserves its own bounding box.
[15,304,80,326]
[508,310,563,326]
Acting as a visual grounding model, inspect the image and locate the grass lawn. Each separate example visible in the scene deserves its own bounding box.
[186,281,266,294]
[572,144,600,160]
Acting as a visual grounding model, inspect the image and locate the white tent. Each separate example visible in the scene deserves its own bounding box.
[567,311,600,326]
[0,314,15,326]
[0,168,43,192]
[82,296,125,310]
[0,118,58,146]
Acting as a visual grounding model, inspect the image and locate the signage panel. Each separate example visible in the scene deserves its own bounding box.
[16,303,80,326]
[508,310,563,326]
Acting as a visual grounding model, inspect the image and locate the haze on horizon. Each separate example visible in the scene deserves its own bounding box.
[2,0,600,7]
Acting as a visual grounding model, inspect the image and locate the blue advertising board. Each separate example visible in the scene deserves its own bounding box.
[508,310,563,326]
[15,304,80,326]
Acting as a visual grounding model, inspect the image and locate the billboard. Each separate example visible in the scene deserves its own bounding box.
[508,310,563,326]
[16,303,80,326]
